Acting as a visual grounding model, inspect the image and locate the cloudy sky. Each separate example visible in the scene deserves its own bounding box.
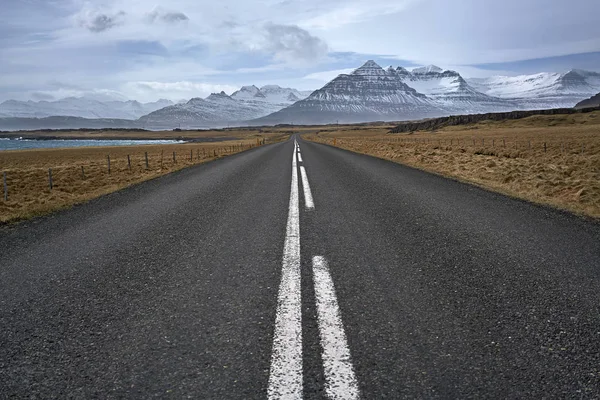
[2,0,600,103]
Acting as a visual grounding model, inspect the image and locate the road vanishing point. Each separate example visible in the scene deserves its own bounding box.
[1,136,600,398]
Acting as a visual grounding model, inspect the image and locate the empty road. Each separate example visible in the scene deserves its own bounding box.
[1,136,600,398]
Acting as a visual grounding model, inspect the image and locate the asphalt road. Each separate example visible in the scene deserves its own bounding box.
[1,136,600,399]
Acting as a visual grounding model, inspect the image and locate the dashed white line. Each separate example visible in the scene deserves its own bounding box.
[312,256,360,400]
[300,166,314,210]
[297,153,303,163]
[268,144,303,400]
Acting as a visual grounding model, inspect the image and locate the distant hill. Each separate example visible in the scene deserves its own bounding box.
[575,93,600,109]
[0,116,139,131]
[389,106,600,133]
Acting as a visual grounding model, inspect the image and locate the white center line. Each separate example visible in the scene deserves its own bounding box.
[312,256,360,400]
[268,143,302,400]
[298,153,303,163]
[300,166,314,210]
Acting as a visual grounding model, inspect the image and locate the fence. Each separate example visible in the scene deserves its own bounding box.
[1,141,265,202]
[324,136,596,157]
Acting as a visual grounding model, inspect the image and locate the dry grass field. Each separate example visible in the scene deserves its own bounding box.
[0,132,287,224]
[305,111,600,219]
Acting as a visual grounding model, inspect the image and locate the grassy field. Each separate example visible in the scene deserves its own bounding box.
[305,111,600,219]
[0,132,288,224]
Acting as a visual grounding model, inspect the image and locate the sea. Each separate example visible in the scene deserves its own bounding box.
[0,138,186,151]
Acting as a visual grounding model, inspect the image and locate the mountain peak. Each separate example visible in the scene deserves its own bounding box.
[396,66,410,76]
[412,65,443,74]
[206,91,234,102]
[352,60,386,76]
[240,85,260,92]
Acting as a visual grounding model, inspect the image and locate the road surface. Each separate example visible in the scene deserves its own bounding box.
[1,136,600,398]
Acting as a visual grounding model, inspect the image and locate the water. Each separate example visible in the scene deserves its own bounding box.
[0,138,185,151]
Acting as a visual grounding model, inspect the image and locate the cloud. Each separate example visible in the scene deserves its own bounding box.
[146,8,189,24]
[78,10,126,33]
[2,0,600,103]
[300,0,419,30]
[303,68,354,82]
[262,23,328,64]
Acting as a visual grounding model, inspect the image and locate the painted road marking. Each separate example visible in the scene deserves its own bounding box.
[300,166,314,211]
[298,153,303,163]
[312,256,360,400]
[268,145,302,400]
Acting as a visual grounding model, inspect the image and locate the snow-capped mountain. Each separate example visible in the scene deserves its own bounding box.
[138,91,283,128]
[137,85,313,128]
[229,84,312,116]
[411,65,444,75]
[231,84,311,104]
[395,65,517,113]
[0,97,173,119]
[468,70,600,109]
[255,61,600,125]
[255,61,445,125]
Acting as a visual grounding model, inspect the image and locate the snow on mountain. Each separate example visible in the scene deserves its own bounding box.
[230,85,266,101]
[467,70,600,108]
[412,65,444,74]
[255,61,445,125]
[0,97,174,119]
[138,91,284,128]
[230,84,310,105]
[394,68,517,113]
[256,62,600,126]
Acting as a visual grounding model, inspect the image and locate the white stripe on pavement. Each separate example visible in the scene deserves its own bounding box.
[300,166,314,211]
[312,256,360,400]
[268,146,303,400]
[298,153,303,163]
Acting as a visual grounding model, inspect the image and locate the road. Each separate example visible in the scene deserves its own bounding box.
[1,136,600,398]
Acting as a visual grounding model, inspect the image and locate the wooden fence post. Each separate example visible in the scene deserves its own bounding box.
[107,155,111,174]
[190,149,193,161]
[145,152,149,169]
[81,166,85,179]
[48,168,53,190]
[3,171,7,201]
[544,142,547,153]
[173,151,176,163]
[127,155,131,171]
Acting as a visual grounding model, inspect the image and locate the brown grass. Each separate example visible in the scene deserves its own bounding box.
[305,111,600,219]
[0,133,288,224]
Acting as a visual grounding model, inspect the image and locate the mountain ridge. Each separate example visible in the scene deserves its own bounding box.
[0,97,173,120]
[2,62,600,130]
